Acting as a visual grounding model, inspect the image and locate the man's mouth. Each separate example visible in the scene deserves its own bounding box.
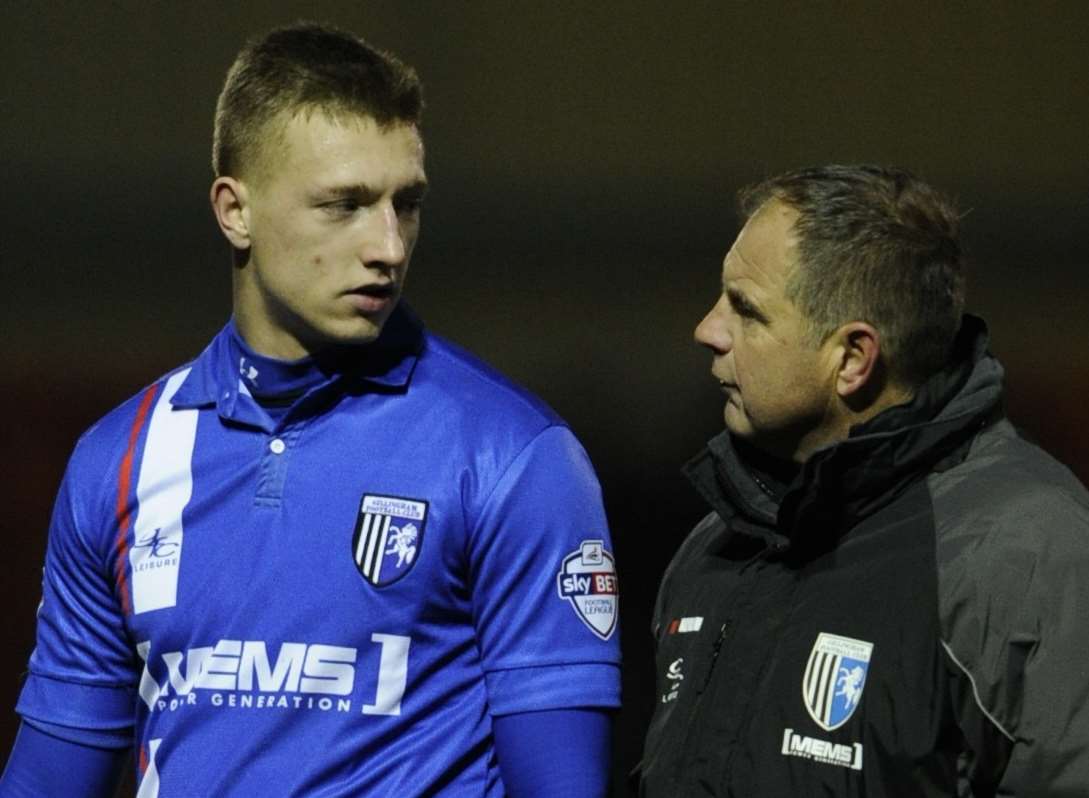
[345,283,397,313]
[715,378,740,404]
[349,283,395,298]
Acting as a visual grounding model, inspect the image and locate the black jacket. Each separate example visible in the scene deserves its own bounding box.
[639,318,1089,796]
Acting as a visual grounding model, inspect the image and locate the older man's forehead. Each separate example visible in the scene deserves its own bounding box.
[724,216,795,288]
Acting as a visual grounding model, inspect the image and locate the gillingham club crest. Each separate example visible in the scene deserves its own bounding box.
[352,494,428,587]
[556,540,618,640]
[802,632,874,731]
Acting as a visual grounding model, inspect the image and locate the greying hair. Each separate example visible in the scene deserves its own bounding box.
[739,165,965,387]
[213,22,423,179]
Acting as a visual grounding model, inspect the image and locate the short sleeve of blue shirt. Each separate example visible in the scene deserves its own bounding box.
[17,422,142,735]
[468,425,621,716]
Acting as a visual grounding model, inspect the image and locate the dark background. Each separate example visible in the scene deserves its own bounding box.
[3,2,1087,793]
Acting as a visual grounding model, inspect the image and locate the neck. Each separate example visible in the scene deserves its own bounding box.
[849,382,916,428]
[229,321,331,400]
[231,265,319,360]
[791,383,915,463]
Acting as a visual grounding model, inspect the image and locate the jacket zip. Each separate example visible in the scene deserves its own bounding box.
[697,542,778,694]
[663,545,776,792]
[701,621,730,691]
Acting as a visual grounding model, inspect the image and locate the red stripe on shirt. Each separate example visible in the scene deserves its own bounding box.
[114,383,161,615]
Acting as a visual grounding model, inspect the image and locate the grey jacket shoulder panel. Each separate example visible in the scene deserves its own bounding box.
[932,418,1089,793]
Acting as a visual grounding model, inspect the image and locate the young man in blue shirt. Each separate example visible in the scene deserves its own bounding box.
[2,23,619,797]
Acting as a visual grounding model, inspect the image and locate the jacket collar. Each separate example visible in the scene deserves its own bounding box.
[685,315,1003,550]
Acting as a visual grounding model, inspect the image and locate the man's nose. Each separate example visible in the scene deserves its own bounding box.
[362,203,406,267]
[694,302,732,354]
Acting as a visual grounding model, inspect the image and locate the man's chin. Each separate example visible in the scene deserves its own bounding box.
[725,420,813,465]
[295,321,386,355]
[723,409,787,457]
[329,315,391,346]
[722,403,751,437]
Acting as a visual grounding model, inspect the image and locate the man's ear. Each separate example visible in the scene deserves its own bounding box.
[833,322,882,399]
[210,176,252,250]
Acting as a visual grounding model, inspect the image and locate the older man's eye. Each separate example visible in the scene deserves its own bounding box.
[727,291,751,316]
[726,290,768,325]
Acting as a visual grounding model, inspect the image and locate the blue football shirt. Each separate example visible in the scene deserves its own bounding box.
[17,307,621,796]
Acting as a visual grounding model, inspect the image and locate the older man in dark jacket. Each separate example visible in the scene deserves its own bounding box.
[639,165,1089,796]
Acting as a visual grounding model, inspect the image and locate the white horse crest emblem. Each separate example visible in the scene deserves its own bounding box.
[352,495,428,587]
[802,633,874,731]
[385,523,418,568]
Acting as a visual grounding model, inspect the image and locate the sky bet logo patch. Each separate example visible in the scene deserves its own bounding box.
[557,540,618,640]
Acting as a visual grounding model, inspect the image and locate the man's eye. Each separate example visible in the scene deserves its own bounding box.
[395,197,423,215]
[323,199,360,215]
[726,292,765,324]
[727,295,752,317]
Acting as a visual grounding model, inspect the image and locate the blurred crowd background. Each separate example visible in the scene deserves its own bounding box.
[3,3,1087,792]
